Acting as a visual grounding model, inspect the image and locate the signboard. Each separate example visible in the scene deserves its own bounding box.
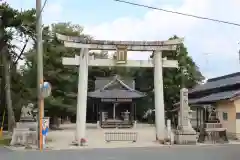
[101,98,132,102]
[42,117,49,136]
[42,117,50,148]
[116,45,127,64]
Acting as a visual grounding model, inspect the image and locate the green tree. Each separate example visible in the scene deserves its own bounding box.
[0,3,35,131]
[164,36,204,110]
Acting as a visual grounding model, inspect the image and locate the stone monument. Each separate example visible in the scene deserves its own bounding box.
[175,88,197,144]
[20,103,36,122]
[10,103,38,146]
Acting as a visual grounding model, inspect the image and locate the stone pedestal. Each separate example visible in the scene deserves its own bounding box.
[16,122,37,131]
[175,126,197,144]
[18,116,37,130]
[19,117,36,122]
[11,104,38,146]
[11,121,38,146]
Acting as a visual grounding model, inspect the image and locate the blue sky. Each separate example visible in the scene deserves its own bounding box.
[7,0,240,79]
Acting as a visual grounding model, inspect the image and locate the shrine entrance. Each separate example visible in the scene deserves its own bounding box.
[99,100,133,128]
[56,33,182,144]
[100,101,131,121]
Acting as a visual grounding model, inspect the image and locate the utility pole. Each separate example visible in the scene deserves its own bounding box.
[0,10,4,119]
[36,0,44,150]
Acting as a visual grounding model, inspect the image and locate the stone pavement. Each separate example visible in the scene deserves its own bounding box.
[46,123,160,150]
[44,123,240,150]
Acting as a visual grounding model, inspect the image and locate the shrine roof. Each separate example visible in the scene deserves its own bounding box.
[88,89,145,99]
[190,89,240,104]
[189,72,240,94]
[94,76,134,90]
[174,89,240,106]
[88,75,146,99]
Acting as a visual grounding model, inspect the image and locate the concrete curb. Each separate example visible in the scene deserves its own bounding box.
[4,142,239,151]
[3,145,53,151]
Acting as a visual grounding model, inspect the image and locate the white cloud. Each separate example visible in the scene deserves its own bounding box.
[7,0,63,24]
[42,2,63,24]
[85,0,210,39]
[84,0,240,78]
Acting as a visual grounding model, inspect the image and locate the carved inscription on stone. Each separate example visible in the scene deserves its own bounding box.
[180,88,189,126]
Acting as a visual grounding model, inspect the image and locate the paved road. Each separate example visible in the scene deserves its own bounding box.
[2,145,240,160]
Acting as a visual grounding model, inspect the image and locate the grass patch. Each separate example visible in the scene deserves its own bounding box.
[46,137,53,143]
[0,137,11,146]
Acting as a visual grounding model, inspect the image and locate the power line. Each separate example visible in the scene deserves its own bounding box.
[37,0,48,20]
[113,0,240,27]
[41,0,48,15]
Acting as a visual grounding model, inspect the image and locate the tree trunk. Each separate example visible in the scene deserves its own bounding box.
[2,51,15,132]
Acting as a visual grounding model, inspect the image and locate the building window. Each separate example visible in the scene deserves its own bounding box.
[222,112,228,121]
[236,113,240,119]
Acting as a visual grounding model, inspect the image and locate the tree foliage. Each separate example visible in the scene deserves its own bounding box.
[0,2,36,131]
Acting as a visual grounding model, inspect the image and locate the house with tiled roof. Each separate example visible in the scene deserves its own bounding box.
[186,72,240,139]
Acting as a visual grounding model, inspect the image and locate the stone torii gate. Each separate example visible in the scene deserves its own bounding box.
[56,33,183,145]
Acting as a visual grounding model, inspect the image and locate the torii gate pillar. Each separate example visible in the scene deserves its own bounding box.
[153,51,165,141]
[75,48,88,145]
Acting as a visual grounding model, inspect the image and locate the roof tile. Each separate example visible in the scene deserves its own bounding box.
[190,72,240,93]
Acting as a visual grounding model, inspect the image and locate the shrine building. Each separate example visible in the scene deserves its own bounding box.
[87,75,146,128]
